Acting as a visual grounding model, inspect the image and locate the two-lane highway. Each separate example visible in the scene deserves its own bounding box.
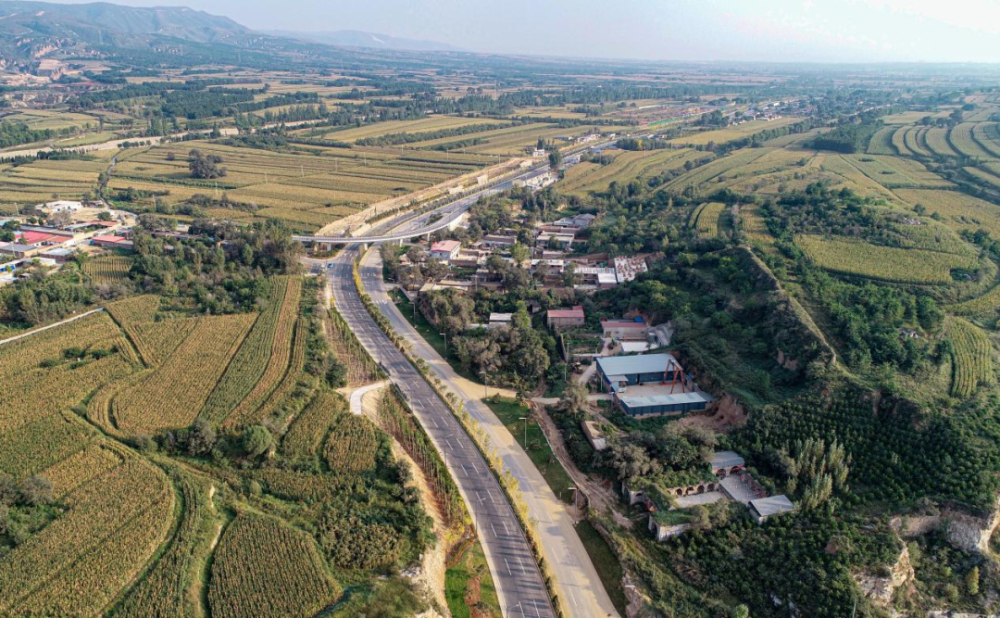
[327,248,555,618]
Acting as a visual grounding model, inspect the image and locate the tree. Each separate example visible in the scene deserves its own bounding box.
[242,425,273,457]
[732,605,750,618]
[187,419,217,456]
[0,474,18,506]
[97,210,113,222]
[510,242,530,267]
[559,383,589,415]
[966,566,980,596]
[20,475,53,506]
[188,149,227,179]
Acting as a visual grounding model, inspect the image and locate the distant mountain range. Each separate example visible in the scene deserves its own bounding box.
[0,1,461,74]
[265,29,462,53]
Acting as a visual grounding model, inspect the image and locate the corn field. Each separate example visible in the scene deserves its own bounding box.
[82,254,132,285]
[114,473,216,618]
[208,513,340,618]
[281,390,344,462]
[0,453,174,617]
[201,277,300,423]
[114,313,255,434]
[948,317,994,399]
[323,412,383,474]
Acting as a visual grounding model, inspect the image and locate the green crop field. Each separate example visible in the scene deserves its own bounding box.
[947,317,994,398]
[867,126,897,155]
[668,117,802,147]
[949,123,998,160]
[796,235,979,284]
[690,202,725,236]
[556,148,703,195]
[923,127,959,157]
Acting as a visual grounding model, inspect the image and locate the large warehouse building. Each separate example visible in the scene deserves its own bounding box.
[596,353,711,417]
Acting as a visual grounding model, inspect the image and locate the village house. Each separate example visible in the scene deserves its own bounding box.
[614,255,648,283]
[429,239,462,262]
[546,305,585,329]
[601,317,650,341]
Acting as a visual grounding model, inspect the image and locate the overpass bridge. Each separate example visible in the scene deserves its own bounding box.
[292,135,621,246]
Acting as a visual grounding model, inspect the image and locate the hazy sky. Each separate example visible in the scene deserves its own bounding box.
[43,0,1000,63]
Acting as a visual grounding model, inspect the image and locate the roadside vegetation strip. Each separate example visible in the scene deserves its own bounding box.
[327,305,385,384]
[796,235,979,285]
[0,452,175,617]
[208,512,341,618]
[948,317,995,399]
[351,257,563,617]
[114,313,256,434]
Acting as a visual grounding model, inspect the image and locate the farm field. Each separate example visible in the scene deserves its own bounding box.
[947,317,995,398]
[690,202,725,236]
[314,115,503,143]
[923,127,958,157]
[840,154,951,189]
[867,126,897,155]
[668,117,802,146]
[896,189,1000,239]
[109,140,494,230]
[555,148,703,195]
[0,157,106,209]
[796,235,979,284]
[208,513,341,618]
[949,123,997,160]
[82,254,131,285]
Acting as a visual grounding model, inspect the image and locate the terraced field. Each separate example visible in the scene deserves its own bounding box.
[0,158,105,209]
[947,317,995,398]
[556,148,703,195]
[797,235,979,284]
[109,140,494,231]
[949,123,997,160]
[313,115,500,142]
[867,127,897,155]
[690,202,726,236]
[924,127,959,157]
[668,117,802,147]
[664,148,771,195]
[841,154,951,189]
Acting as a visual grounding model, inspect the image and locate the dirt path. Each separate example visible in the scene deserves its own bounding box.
[0,307,105,347]
[530,402,633,529]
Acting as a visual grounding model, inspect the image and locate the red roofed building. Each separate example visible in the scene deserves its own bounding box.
[429,240,461,261]
[18,231,63,246]
[546,305,585,329]
[91,235,134,251]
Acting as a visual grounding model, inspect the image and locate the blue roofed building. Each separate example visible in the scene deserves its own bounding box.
[596,353,712,417]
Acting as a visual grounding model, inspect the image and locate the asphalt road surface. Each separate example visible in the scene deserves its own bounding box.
[326,248,556,618]
[359,250,621,618]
